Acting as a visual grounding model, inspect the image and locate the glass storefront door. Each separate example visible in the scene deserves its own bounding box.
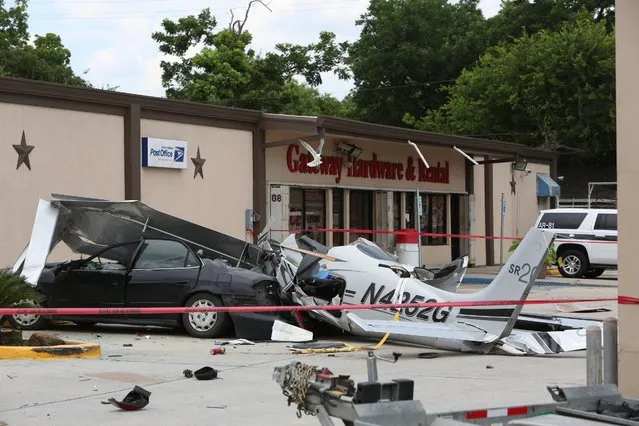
[349,190,373,243]
[289,187,326,244]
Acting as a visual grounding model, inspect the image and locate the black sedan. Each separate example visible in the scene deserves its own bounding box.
[7,237,284,339]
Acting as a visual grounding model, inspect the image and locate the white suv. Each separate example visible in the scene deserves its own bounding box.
[533,208,617,279]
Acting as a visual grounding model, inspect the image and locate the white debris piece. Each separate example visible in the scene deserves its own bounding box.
[271,320,313,343]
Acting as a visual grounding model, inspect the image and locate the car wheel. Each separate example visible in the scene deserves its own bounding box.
[181,293,231,338]
[584,268,605,279]
[559,249,589,278]
[7,299,49,330]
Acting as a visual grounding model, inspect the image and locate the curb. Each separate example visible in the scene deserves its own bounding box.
[463,277,615,288]
[0,339,101,360]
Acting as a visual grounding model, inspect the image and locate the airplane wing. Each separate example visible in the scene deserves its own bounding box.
[345,313,497,343]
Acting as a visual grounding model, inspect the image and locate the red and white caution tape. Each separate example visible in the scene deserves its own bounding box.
[0,296,631,317]
[266,228,618,244]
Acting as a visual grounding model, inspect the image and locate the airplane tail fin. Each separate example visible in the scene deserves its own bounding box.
[455,227,555,339]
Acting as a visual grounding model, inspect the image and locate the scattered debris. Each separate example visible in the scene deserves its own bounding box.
[554,302,612,313]
[108,355,122,358]
[123,344,133,347]
[93,386,98,392]
[103,386,151,411]
[291,342,345,350]
[210,347,226,355]
[194,367,219,381]
[183,369,193,378]
[214,339,254,346]
[417,352,439,359]
[79,378,91,382]
[271,320,313,343]
[207,405,227,409]
[27,332,66,347]
[486,365,494,369]
[6,375,15,380]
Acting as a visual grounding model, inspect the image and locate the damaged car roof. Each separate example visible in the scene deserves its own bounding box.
[15,194,267,283]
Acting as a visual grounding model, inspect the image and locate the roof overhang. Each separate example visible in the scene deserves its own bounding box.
[260,113,557,163]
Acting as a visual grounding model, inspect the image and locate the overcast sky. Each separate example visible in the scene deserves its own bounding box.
[24,0,502,100]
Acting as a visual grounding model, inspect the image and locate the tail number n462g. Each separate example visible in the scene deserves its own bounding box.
[360,283,451,323]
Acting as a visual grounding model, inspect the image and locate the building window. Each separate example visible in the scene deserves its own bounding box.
[349,190,374,243]
[419,193,447,245]
[289,187,327,244]
[332,189,344,246]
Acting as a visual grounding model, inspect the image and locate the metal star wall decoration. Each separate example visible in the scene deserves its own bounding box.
[191,146,206,179]
[13,130,35,171]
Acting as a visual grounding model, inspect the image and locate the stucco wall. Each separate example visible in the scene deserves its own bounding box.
[140,119,253,241]
[0,103,125,267]
[491,161,550,263]
[616,0,639,398]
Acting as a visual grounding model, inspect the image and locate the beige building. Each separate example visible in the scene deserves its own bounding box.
[0,76,558,270]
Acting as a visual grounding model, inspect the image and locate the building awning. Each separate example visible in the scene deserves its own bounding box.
[537,173,561,197]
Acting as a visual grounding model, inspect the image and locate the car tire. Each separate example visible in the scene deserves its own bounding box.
[559,249,589,278]
[584,268,606,279]
[7,299,49,331]
[181,293,231,339]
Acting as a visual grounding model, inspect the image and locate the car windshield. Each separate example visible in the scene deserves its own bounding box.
[355,241,396,262]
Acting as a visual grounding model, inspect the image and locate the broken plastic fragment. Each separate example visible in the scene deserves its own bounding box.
[106,386,151,411]
[194,367,218,381]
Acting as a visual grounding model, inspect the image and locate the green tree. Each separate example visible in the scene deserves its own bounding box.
[485,0,614,47]
[0,0,89,86]
[408,12,615,164]
[152,3,351,116]
[340,0,489,127]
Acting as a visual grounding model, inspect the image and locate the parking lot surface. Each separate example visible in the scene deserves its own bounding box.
[0,282,618,426]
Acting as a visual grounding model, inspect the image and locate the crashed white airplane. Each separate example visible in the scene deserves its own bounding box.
[8,194,601,355]
[263,226,602,356]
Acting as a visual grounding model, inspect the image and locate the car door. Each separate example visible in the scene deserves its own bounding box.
[591,213,618,265]
[125,239,201,321]
[46,242,138,321]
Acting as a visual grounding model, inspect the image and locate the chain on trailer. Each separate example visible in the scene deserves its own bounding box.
[272,352,639,426]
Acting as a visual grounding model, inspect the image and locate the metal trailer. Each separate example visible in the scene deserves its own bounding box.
[272,351,639,426]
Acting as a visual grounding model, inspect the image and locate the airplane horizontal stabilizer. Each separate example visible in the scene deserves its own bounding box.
[346,313,496,342]
[499,329,589,355]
